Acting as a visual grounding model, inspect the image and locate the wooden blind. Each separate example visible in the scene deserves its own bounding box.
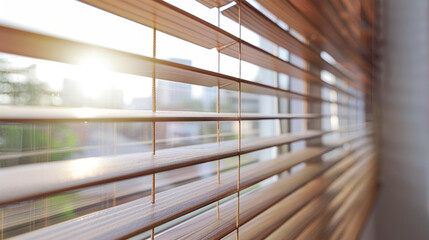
[0,0,376,239]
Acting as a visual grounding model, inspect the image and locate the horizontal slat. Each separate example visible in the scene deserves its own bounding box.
[0,24,229,89]
[221,1,361,96]
[10,153,339,240]
[0,130,327,205]
[341,188,377,240]
[220,151,374,240]
[322,175,375,239]
[0,125,367,163]
[0,24,352,107]
[196,0,233,9]
[256,0,370,86]
[87,0,234,50]
[159,144,373,240]
[289,0,360,54]
[316,177,375,240]
[76,0,362,102]
[264,196,327,240]
[0,105,322,122]
[10,135,369,240]
[295,169,376,240]
[0,128,370,205]
[310,0,361,50]
[262,153,375,240]
[322,161,377,237]
[0,131,244,162]
[221,40,356,107]
[2,154,259,233]
[288,0,372,78]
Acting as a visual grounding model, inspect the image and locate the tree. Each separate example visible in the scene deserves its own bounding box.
[0,59,79,162]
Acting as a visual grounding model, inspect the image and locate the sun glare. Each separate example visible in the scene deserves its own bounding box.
[78,56,110,98]
[69,158,101,179]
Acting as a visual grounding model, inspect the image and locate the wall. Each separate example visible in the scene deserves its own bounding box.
[362,0,429,239]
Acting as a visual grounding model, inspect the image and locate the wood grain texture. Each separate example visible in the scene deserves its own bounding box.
[0,130,327,205]
[76,0,362,102]
[221,152,373,240]
[0,24,352,107]
[0,0,376,238]
[0,105,323,123]
[222,40,357,107]
[256,0,370,86]
[288,0,372,81]
[341,189,377,240]
[10,148,333,240]
[0,125,368,163]
[265,153,375,240]
[321,170,377,239]
[290,0,360,53]
[11,136,371,240]
[295,166,377,240]
[156,142,372,239]
[0,128,369,205]
[196,0,233,9]
[221,0,360,97]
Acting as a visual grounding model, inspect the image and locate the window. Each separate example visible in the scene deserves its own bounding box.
[0,0,375,239]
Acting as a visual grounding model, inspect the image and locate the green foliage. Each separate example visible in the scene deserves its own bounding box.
[0,62,53,105]
[49,194,78,222]
[0,124,80,161]
[0,59,79,161]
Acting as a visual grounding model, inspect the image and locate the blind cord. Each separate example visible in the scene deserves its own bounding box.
[151,20,157,240]
[236,0,242,239]
[217,5,221,220]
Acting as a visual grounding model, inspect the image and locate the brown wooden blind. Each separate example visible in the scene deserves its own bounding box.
[0,0,376,239]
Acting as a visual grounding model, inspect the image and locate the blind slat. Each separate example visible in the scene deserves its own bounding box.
[221,1,363,95]
[246,153,375,240]
[196,0,233,9]
[2,155,263,231]
[295,170,375,240]
[322,173,376,239]
[220,156,370,240]
[288,0,372,78]
[0,126,368,162]
[11,144,361,240]
[0,106,323,123]
[0,25,352,107]
[256,0,369,84]
[77,0,361,100]
[0,0,376,238]
[10,144,354,239]
[341,189,377,240]
[157,144,372,240]
[1,129,350,205]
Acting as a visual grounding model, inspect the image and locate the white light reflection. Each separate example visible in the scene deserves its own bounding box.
[73,107,99,119]
[321,51,337,65]
[69,158,101,179]
[330,90,339,129]
[78,55,110,98]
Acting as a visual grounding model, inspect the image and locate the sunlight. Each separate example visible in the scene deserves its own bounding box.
[78,55,110,98]
[73,107,98,119]
[321,51,337,65]
[330,90,339,129]
[69,158,101,179]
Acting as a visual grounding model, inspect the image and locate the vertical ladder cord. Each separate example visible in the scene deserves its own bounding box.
[151,20,157,240]
[287,50,292,173]
[216,6,221,220]
[236,0,242,239]
[44,124,51,226]
[112,122,117,207]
